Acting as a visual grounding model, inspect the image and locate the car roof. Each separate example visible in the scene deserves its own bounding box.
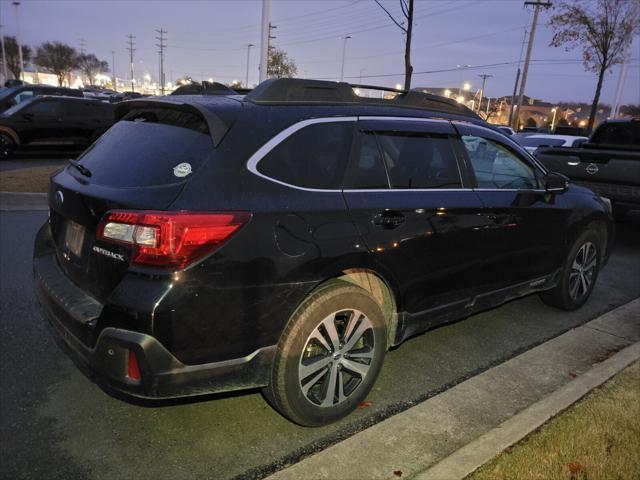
[527,134,588,141]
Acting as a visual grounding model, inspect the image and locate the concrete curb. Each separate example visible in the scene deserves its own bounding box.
[268,298,640,480]
[0,191,48,211]
[416,341,640,480]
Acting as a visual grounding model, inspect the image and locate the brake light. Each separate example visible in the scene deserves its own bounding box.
[96,210,251,269]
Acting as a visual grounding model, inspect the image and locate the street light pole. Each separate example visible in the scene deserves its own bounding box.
[12,2,23,81]
[111,50,116,91]
[550,107,558,131]
[259,0,270,83]
[340,35,352,82]
[245,43,254,88]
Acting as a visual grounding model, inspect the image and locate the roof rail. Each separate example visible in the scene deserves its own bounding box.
[245,78,479,118]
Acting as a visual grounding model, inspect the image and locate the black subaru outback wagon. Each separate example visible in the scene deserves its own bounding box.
[34,79,613,426]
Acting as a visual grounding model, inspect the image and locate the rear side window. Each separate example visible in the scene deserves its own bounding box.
[591,122,640,146]
[257,121,354,189]
[343,132,389,189]
[23,100,62,116]
[76,111,213,187]
[377,133,461,189]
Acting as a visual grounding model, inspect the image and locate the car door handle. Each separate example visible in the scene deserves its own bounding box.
[372,211,405,230]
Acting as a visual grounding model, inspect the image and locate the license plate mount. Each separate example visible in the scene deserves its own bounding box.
[64,220,86,258]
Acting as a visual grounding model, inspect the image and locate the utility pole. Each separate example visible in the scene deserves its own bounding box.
[512,1,552,130]
[155,28,166,95]
[611,1,638,118]
[258,0,270,83]
[126,34,136,92]
[0,22,8,84]
[12,2,23,81]
[340,35,352,82]
[245,43,254,88]
[477,74,492,114]
[267,22,277,77]
[78,37,87,55]
[111,50,116,91]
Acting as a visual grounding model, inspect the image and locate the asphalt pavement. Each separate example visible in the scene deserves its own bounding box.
[0,158,68,172]
[0,211,639,480]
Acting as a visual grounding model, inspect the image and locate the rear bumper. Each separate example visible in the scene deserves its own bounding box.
[33,223,275,400]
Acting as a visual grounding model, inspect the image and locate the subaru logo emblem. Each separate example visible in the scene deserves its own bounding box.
[55,190,64,205]
[586,163,599,175]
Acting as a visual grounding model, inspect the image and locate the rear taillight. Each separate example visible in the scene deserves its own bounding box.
[96,210,251,269]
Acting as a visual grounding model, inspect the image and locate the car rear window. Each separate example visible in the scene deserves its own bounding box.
[519,137,566,148]
[76,112,213,188]
[591,122,640,146]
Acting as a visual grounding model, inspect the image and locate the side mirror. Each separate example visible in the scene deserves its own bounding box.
[544,172,570,194]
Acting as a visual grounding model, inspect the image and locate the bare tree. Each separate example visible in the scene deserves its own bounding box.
[267,47,298,78]
[34,42,78,86]
[0,36,32,80]
[374,0,414,90]
[548,0,638,132]
[77,53,109,86]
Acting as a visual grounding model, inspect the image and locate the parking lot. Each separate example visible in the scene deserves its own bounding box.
[1,207,638,480]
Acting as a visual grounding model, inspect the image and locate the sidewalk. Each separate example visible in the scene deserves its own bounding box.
[0,192,48,211]
[269,298,640,480]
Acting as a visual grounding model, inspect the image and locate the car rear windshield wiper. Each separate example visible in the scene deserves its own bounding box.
[68,159,92,177]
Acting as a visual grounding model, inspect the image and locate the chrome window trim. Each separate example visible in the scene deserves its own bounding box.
[246,116,357,193]
[343,188,474,193]
[356,116,452,125]
[246,115,469,193]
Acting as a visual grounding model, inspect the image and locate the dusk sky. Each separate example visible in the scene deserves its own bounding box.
[2,0,639,104]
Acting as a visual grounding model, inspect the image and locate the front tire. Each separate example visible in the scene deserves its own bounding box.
[540,229,601,311]
[0,133,15,159]
[264,280,387,427]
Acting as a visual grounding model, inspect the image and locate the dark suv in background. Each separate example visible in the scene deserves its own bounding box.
[0,95,114,158]
[0,84,83,113]
[34,79,613,426]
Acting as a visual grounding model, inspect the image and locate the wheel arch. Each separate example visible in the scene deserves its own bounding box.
[335,268,399,350]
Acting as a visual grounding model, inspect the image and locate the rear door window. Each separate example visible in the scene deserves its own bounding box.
[376,133,462,189]
[343,132,389,189]
[256,121,354,189]
[76,108,213,187]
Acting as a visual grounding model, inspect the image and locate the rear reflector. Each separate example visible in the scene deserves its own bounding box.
[96,210,251,269]
[127,350,141,381]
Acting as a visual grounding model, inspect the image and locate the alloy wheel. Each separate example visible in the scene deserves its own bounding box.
[569,241,597,300]
[298,309,375,408]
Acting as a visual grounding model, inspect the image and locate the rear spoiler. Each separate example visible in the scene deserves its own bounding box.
[114,98,238,147]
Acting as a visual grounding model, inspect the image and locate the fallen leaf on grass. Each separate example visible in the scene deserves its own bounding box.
[357,400,373,409]
[568,461,583,474]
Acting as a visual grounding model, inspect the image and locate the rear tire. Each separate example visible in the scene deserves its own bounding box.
[0,133,15,159]
[540,229,601,311]
[264,280,387,427]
